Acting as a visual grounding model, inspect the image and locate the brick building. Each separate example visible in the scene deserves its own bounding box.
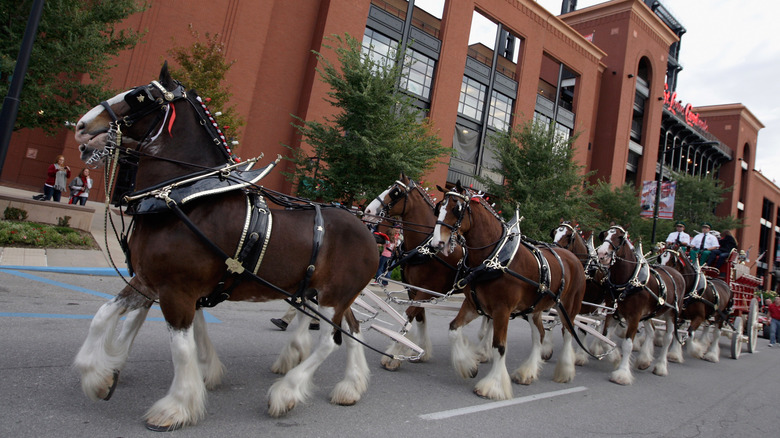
[2,0,778,286]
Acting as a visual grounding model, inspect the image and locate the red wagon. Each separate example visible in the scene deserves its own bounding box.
[701,250,763,358]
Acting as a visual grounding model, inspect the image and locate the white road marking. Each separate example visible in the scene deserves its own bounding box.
[419,386,588,420]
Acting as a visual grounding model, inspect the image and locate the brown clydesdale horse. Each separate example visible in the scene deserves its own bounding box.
[551,221,608,365]
[595,226,684,384]
[657,245,732,362]
[364,175,492,371]
[430,182,586,400]
[72,64,378,430]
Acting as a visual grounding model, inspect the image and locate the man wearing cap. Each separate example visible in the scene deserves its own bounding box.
[689,223,720,261]
[665,221,690,249]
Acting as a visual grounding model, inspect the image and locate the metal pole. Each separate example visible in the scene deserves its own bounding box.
[0,0,45,178]
[650,146,666,244]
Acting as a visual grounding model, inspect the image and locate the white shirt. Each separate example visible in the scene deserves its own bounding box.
[665,230,690,246]
[689,232,720,250]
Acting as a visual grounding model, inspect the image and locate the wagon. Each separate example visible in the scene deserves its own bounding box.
[700,250,763,359]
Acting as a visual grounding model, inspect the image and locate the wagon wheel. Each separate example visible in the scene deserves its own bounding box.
[730,316,743,359]
[747,298,759,353]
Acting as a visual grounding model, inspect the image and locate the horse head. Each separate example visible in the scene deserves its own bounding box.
[364,173,416,224]
[596,225,632,267]
[430,181,472,256]
[74,63,235,186]
[551,220,580,249]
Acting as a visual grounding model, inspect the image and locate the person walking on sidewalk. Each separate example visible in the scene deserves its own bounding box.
[41,155,71,202]
[68,168,93,205]
[768,297,780,347]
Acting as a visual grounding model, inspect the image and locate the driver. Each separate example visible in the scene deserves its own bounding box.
[665,221,690,249]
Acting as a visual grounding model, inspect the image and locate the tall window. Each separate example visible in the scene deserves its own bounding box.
[448,10,521,189]
[362,28,398,68]
[458,76,486,121]
[534,53,577,141]
[401,49,435,99]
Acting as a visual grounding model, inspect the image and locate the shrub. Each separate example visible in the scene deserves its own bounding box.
[4,207,28,221]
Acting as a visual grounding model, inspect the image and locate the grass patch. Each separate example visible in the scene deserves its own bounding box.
[0,220,99,249]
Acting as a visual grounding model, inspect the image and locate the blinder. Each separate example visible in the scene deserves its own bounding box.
[124,85,158,112]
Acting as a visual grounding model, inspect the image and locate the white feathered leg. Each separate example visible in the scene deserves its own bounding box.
[450,326,479,379]
[474,316,493,363]
[74,298,149,401]
[667,333,684,363]
[610,336,635,385]
[271,310,313,375]
[686,330,704,359]
[268,308,337,417]
[192,309,225,389]
[541,326,554,361]
[702,327,721,362]
[553,329,576,383]
[144,327,206,431]
[511,319,543,385]
[652,313,675,376]
[636,320,655,370]
[330,324,370,406]
[473,347,512,400]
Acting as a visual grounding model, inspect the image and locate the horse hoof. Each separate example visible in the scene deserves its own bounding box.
[102,370,120,401]
[636,362,651,371]
[145,421,183,432]
[541,352,553,361]
[468,367,478,379]
[380,358,401,371]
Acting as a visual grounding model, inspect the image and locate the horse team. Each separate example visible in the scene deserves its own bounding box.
[71,65,739,431]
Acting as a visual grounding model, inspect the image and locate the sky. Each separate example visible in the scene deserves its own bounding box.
[535,0,780,184]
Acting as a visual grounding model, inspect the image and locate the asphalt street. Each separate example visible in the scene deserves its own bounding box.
[1,268,778,437]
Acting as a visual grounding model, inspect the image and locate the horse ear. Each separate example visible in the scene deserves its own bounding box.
[598,230,607,242]
[159,61,175,89]
[455,180,463,191]
[436,185,446,193]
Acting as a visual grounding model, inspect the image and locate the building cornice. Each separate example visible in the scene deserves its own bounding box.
[694,103,765,133]
[504,0,607,64]
[561,0,679,47]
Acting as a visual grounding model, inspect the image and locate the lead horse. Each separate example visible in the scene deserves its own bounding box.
[596,226,684,384]
[431,182,586,400]
[72,64,378,430]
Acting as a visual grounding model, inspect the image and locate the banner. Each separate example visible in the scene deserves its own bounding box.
[640,180,676,219]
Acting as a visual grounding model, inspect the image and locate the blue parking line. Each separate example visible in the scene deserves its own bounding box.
[0,269,220,323]
[0,265,129,276]
[0,312,166,321]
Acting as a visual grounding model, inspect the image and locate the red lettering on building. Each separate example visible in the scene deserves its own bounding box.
[663,83,709,132]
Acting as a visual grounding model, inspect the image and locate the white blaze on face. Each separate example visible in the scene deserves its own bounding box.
[596,228,616,265]
[431,197,450,255]
[552,226,567,245]
[659,251,671,266]
[74,90,132,148]
[364,187,391,225]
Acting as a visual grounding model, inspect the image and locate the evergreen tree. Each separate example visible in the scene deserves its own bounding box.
[0,0,146,133]
[480,120,593,240]
[284,34,447,206]
[166,25,244,149]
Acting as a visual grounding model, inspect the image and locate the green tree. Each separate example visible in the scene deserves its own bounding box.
[652,172,741,242]
[166,25,244,148]
[588,180,655,244]
[284,34,447,206]
[480,120,594,240]
[0,0,147,133]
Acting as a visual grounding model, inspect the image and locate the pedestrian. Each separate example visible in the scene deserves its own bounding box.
[665,221,690,250]
[40,155,71,202]
[374,227,401,286]
[68,168,93,205]
[768,297,780,347]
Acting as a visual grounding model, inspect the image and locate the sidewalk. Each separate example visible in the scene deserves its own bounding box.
[0,184,127,273]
